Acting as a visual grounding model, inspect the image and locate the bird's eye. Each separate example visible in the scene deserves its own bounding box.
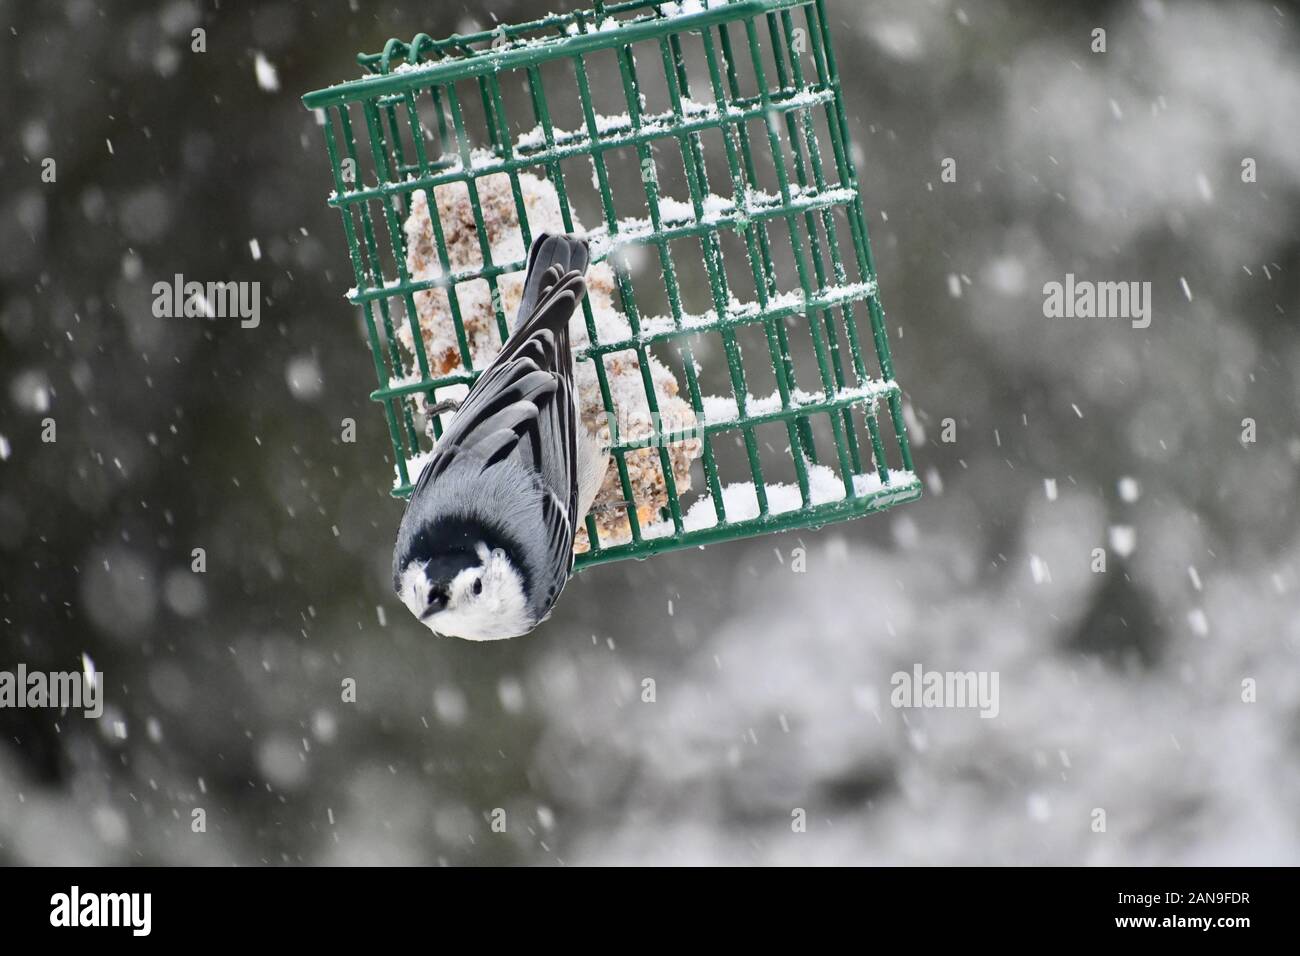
[472,578,483,597]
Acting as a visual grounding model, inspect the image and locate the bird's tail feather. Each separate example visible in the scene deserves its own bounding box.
[514,233,590,332]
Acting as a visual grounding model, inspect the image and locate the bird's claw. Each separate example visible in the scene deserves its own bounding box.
[427,398,462,417]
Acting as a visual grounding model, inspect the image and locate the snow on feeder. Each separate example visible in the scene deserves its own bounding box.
[302,0,920,569]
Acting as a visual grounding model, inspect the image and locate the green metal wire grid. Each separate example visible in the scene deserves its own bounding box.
[303,0,920,569]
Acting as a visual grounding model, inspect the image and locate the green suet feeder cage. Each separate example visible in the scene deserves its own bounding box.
[303,0,919,569]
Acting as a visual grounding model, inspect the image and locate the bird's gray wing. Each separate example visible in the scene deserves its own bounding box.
[412,271,586,538]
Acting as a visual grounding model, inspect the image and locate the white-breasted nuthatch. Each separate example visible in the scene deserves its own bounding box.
[393,234,607,640]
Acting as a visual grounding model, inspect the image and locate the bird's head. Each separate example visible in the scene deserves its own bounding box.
[396,540,532,640]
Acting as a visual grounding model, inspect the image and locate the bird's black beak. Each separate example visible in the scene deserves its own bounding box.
[421,584,449,619]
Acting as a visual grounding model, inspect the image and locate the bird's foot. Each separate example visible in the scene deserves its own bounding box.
[427,398,462,417]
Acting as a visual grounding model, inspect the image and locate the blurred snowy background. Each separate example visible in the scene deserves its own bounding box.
[2,0,1298,865]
